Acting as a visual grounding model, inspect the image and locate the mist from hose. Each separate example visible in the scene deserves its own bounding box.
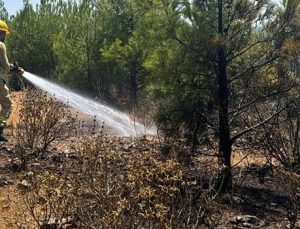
[23,72,154,136]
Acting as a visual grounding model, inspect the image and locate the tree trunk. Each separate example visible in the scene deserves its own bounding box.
[216,47,232,193]
[131,77,138,108]
[130,63,138,108]
[216,0,232,193]
[86,36,92,91]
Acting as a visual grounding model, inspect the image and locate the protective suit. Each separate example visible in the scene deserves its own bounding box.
[0,40,12,128]
[0,20,24,141]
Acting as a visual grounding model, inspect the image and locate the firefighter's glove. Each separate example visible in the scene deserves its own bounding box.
[10,62,24,76]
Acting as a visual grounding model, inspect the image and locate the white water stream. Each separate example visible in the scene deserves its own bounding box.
[23,72,153,136]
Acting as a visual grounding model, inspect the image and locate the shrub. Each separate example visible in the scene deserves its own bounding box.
[263,102,300,169]
[19,136,213,228]
[155,97,213,150]
[13,89,77,169]
[130,98,157,135]
[278,171,300,229]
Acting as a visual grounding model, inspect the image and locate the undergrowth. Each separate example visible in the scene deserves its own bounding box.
[16,136,216,229]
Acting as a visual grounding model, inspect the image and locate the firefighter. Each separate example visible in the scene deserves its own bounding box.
[0,20,24,141]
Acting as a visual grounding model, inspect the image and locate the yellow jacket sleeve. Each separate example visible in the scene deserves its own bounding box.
[0,42,10,74]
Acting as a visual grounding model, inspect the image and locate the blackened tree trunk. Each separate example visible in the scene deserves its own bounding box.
[216,0,232,193]
[217,46,232,193]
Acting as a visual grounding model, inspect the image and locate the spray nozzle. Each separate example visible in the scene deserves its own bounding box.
[10,62,24,76]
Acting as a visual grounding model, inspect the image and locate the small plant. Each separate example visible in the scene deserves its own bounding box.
[13,89,77,169]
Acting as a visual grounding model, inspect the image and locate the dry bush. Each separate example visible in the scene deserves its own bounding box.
[122,153,214,228]
[130,99,157,135]
[278,171,300,229]
[18,136,214,228]
[262,103,300,169]
[17,172,79,228]
[13,89,77,169]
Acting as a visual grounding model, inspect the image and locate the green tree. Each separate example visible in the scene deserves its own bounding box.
[53,0,105,93]
[7,0,60,78]
[0,0,8,20]
[100,0,148,106]
[142,0,300,192]
[102,35,146,107]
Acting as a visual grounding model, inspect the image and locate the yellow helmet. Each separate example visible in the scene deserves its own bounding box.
[0,20,9,34]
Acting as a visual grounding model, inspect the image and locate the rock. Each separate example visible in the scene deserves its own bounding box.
[41,217,79,229]
[17,179,31,190]
[2,204,9,209]
[27,171,34,178]
[230,215,263,228]
[236,215,258,223]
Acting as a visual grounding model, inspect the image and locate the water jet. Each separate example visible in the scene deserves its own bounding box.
[23,72,154,136]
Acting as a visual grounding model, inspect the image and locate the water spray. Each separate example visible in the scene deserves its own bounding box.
[22,72,155,136]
